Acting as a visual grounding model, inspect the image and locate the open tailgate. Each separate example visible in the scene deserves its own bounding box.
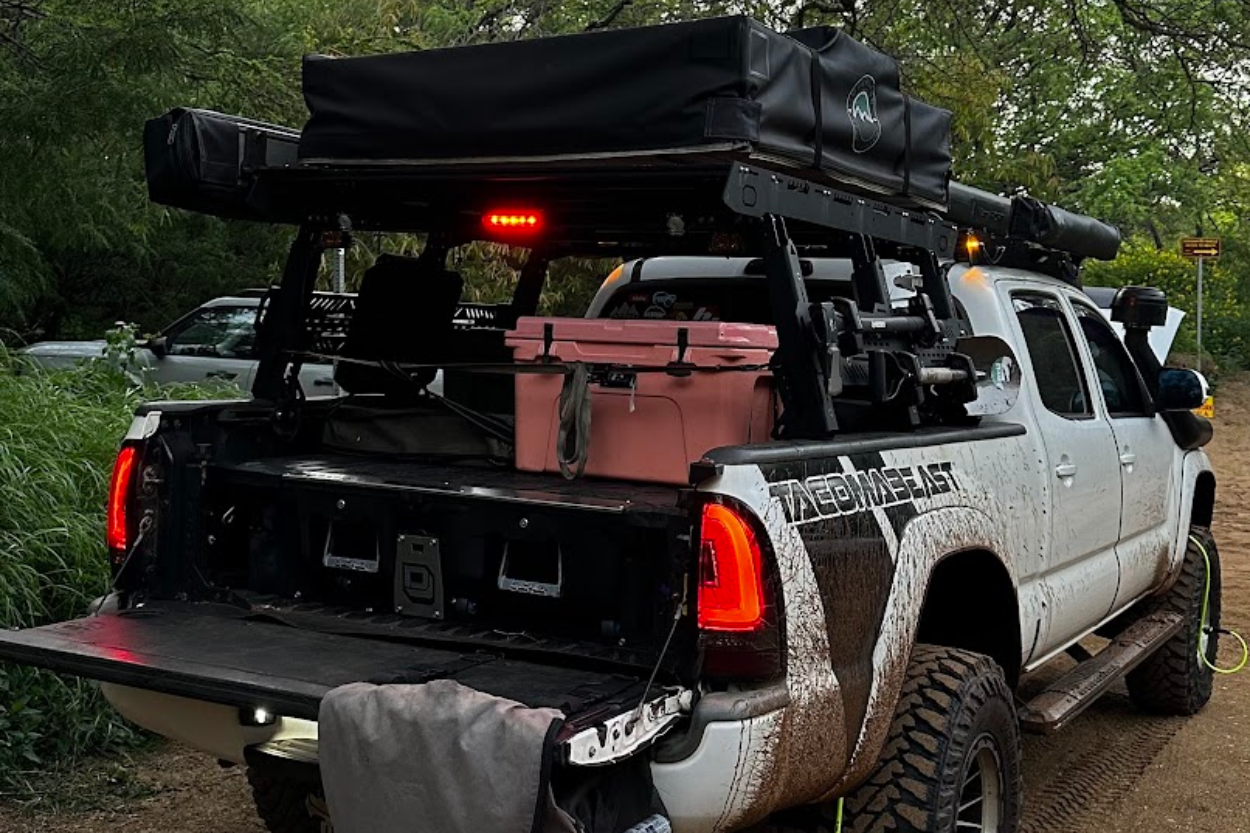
[0,604,688,763]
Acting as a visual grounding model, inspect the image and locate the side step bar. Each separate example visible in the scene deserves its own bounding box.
[1019,611,1184,735]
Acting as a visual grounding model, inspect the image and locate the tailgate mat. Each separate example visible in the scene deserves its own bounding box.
[0,605,643,721]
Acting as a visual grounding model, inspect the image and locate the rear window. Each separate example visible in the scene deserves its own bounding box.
[595,279,854,324]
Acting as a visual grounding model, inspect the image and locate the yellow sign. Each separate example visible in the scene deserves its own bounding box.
[1195,397,1215,419]
[1181,237,1221,259]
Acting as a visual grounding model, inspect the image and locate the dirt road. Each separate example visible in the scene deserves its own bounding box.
[3,380,1249,833]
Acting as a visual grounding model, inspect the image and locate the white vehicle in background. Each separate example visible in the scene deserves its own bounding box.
[18,293,337,392]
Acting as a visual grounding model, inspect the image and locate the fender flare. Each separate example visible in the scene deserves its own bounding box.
[1166,450,1216,580]
[830,504,1018,794]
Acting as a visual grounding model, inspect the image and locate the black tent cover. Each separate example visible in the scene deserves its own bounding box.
[299,16,953,209]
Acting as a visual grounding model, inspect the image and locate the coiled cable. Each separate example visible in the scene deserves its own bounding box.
[1192,534,1248,675]
[557,362,592,480]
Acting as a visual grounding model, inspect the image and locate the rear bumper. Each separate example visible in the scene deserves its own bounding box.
[101,683,318,765]
[653,686,790,833]
[103,683,791,833]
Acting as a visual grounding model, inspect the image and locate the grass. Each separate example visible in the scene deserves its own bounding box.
[0,347,241,791]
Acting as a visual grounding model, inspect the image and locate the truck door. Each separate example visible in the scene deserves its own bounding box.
[156,305,258,390]
[1067,298,1178,611]
[1009,291,1122,653]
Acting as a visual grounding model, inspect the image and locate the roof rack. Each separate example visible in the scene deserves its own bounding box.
[247,160,979,440]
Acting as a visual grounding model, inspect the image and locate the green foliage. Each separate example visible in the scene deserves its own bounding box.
[0,354,142,784]
[0,353,241,786]
[1083,237,1241,363]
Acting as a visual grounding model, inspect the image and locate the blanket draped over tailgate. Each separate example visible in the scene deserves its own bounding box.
[319,680,577,833]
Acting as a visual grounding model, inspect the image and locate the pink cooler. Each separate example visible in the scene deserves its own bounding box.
[506,318,777,485]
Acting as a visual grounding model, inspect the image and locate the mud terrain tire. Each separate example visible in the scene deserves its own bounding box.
[247,769,330,833]
[1125,527,1221,715]
[844,645,1022,833]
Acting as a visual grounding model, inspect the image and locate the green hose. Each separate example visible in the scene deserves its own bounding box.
[1191,534,1248,675]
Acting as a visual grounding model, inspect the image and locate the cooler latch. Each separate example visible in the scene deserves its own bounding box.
[666,327,694,377]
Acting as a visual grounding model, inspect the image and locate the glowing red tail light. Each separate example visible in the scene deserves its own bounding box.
[483,211,543,233]
[106,446,138,553]
[697,503,765,632]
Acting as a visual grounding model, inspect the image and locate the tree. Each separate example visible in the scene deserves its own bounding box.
[2,0,1250,350]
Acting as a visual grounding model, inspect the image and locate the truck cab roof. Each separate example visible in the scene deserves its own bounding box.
[585,256,922,321]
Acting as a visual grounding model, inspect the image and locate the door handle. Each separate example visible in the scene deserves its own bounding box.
[1055,462,1078,478]
[1119,452,1137,467]
[313,378,335,387]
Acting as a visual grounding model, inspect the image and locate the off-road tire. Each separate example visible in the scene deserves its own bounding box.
[1125,527,1221,715]
[247,769,331,833]
[843,645,1023,833]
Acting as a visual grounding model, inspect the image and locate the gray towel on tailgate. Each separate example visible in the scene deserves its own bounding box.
[319,680,578,833]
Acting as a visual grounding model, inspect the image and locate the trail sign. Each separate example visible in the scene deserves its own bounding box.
[1181,237,1221,259]
[1180,237,1220,371]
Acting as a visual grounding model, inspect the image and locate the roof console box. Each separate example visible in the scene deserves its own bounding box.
[299,16,953,209]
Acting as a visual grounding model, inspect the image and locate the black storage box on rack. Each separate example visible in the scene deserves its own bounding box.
[299,16,953,209]
[144,108,300,220]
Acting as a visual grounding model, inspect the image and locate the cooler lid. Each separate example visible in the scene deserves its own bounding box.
[507,317,778,350]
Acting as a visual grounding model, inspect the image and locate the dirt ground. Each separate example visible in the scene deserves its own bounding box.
[2,380,1249,833]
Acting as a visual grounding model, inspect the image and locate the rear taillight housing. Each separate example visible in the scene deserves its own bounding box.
[696,500,781,680]
[106,445,139,561]
[698,504,765,632]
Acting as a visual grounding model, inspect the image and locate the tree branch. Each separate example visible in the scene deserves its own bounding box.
[585,0,633,31]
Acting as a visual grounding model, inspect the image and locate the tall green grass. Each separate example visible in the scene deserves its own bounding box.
[0,349,241,790]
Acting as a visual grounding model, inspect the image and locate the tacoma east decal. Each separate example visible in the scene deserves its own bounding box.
[771,462,960,525]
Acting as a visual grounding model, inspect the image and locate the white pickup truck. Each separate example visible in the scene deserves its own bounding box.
[0,252,1218,833]
[18,294,337,392]
[0,23,1221,829]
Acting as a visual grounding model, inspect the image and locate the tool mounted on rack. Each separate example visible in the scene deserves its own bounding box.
[726,165,976,439]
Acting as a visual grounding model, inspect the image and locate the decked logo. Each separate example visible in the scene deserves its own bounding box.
[847,74,882,154]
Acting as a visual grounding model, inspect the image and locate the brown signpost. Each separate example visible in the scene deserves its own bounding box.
[1180,237,1220,371]
[1181,237,1221,258]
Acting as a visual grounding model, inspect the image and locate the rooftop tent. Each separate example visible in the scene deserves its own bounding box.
[298,16,953,210]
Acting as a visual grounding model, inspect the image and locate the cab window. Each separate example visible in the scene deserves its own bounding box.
[167,307,258,359]
[1071,301,1150,417]
[1012,293,1091,419]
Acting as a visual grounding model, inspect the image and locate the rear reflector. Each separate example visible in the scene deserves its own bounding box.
[106,446,138,553]
[698,503,764,632]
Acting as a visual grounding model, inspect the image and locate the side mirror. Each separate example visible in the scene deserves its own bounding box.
[146,336,168,359]
[1156,368,1206,411]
